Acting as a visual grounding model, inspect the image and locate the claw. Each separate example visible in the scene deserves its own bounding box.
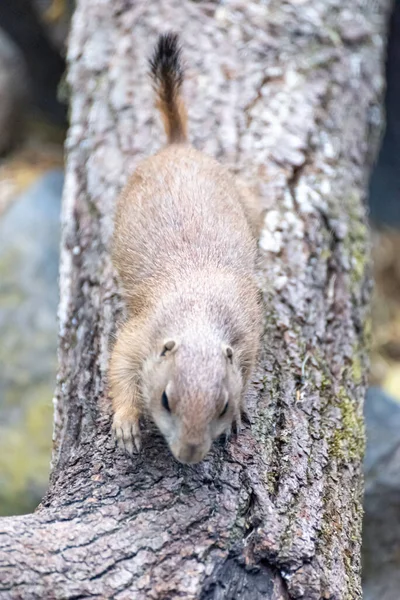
[220,428,232,448]
[241,406,251,425]
[232,412,242,436]
[112,414,141,455]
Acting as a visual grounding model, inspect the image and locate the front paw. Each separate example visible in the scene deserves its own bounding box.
[232,412,243,436]
[112,412,142,455]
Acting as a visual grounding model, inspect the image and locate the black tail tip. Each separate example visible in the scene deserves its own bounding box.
[149,32,184,85]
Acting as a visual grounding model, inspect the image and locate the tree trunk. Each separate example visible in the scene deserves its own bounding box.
[0,1,392,599]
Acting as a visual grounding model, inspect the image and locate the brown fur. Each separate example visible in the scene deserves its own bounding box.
[109,33,263,464]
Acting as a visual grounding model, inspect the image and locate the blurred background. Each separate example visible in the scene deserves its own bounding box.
[0,1,398,598]
[0,0,70,516]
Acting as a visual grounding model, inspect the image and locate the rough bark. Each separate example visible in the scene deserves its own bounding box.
[0,1,392,599]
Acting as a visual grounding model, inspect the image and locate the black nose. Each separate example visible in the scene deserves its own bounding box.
[186,444,198,461]
[177,443,203,464]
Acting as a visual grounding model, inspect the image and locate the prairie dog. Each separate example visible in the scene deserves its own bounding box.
[110,33,262,464]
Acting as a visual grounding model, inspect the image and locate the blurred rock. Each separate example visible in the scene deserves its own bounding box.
[362,387,400,600]
[368,0,400,226]
[33,0,73,52]
[0,0,67,127]
[0,144,64,216]
[364,387,400,478]
[0,169,63,515]
[0,29,28,155]
[370,229,400,399]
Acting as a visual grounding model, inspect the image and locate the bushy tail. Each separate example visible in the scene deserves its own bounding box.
[149,32,187,144]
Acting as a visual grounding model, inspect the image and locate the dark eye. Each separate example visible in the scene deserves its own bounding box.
[219,401,229,418]
[162,391,170,412]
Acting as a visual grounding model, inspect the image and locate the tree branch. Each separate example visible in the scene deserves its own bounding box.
[0,1,392,598]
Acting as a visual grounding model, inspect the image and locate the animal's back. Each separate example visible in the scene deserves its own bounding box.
[113,143,257,303]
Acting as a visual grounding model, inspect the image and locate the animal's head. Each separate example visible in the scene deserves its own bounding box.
[142,335,243,464]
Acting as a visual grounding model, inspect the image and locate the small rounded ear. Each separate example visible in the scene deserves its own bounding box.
[161,339,176,357]
[223,344,233,362]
